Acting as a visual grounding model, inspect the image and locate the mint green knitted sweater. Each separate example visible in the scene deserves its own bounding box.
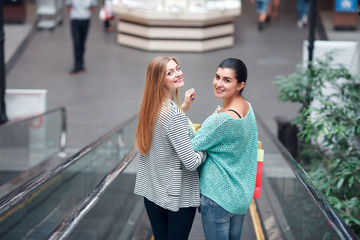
[191,103,258,214]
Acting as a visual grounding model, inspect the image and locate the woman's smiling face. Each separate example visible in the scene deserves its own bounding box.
[163,60,184,95]
[213,67,243,99]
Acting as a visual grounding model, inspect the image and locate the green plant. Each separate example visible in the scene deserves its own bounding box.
[275,51,360,237]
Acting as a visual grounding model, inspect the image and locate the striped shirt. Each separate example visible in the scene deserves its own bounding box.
[134,99,206,212]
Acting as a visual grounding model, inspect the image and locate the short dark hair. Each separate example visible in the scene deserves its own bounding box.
[218,58,247,94]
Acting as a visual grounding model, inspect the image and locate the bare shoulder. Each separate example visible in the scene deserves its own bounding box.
[242,100,250,113]
[226,100,250,119]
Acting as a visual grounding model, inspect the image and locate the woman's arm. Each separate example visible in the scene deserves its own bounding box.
[167,112,206,171]
[181,89,196,114]
[191,114,227,152]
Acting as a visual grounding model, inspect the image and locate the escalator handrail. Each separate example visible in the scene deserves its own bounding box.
[0,114,138,217]
[0,107,67,151]
[256,115,358,240]
[47,147,139,240]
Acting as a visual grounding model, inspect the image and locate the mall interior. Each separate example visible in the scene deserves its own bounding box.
[0,0,359,239]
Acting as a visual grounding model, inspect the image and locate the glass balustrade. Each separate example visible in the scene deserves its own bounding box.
[0,108,66,199]
[0,116,137,240]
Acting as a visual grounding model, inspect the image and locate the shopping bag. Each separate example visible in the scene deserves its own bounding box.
[253,141,264,199]
[99,0,114,21]
[188,118,201,134]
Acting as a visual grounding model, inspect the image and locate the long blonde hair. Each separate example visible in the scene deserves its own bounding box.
[135,56,180,154]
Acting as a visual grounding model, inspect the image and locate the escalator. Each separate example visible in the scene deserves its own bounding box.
[0,109,357,239]
[0,112,140,239]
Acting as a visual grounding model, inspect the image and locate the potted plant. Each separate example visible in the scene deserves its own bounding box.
[275,51,360,237]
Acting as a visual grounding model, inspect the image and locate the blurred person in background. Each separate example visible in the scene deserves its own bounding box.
[101,0,115,32]
[66,0,97,74]
[251,0,271,31]
[297,0,309,28]
[266,0,280,21]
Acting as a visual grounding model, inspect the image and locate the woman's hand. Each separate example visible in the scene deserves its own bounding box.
[181,88,196,114]
[213,105,221,114]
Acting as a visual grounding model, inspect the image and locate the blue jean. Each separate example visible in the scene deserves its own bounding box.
[256,0,270,14]
[200,195,245,240]
[297,0,309,20]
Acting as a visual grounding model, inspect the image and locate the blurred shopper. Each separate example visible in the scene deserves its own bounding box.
[191,58,258,240]
[297,0,309,28]
[66,0,97,74]
[101,0,115,32]
[267,0,280,21]
[251,0,271,31]
[134,56,206,240]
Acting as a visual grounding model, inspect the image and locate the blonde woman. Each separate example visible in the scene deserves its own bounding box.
[134,56,206,240]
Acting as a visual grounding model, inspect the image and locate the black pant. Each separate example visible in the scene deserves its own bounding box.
[71,19,90,70]
[102,0,109,28]
[104,20,110,29]
[144,198,196,240]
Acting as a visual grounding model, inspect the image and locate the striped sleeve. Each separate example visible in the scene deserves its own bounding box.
[167,110,206,171]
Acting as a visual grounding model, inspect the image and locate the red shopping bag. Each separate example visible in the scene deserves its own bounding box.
[253,141,264,199]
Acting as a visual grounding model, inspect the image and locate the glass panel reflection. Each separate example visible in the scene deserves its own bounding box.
[0,109,64,199]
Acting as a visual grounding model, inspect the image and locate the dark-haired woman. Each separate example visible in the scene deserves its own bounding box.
[191,58,258,240]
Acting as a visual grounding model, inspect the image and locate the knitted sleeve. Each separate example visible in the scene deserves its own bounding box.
[191,114,229,152]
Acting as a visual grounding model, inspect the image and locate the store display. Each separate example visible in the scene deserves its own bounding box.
[112,0,242,52]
